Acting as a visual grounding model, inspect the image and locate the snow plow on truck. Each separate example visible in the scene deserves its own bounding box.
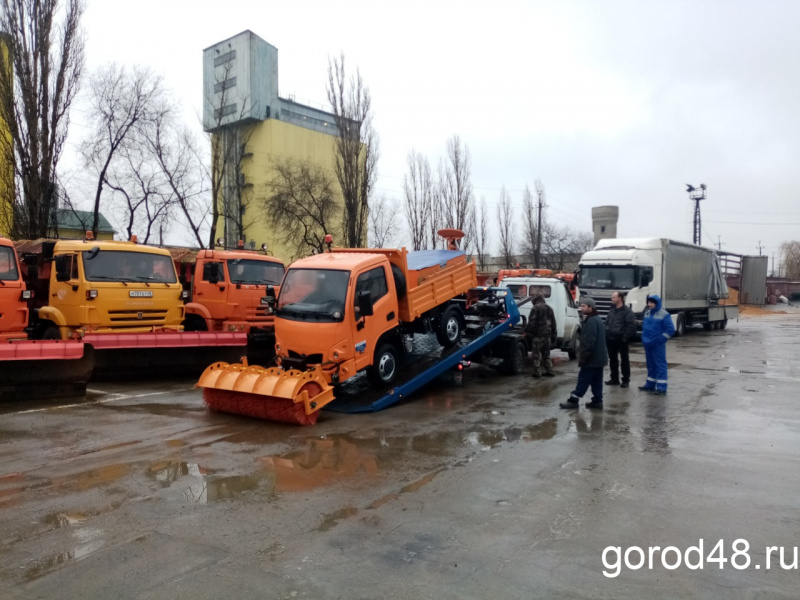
[197,230,478,425]
[12,234,246,379]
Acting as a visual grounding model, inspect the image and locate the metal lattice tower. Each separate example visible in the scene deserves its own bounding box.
[686,183,707,245]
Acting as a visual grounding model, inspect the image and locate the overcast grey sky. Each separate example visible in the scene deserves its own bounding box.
[72,0,800,265]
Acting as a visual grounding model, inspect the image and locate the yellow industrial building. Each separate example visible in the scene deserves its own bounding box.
[203,31,344,263]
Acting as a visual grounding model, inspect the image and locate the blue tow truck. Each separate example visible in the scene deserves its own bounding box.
[328,287,528,414]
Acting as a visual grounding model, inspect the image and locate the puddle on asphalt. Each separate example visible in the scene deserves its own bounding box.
[21,526,105,583]
[146,417,563,503]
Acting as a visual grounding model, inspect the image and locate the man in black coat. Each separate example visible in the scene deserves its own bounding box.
[604,291,636,388]
[560,297,608,410]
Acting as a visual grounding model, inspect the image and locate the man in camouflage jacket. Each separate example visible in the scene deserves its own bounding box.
[524,294,557,377]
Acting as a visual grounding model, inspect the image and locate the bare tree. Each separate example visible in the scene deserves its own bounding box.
[327,53,379,248]
[0,0,85,238]
[440,135,475,253]
[473,197,490,270]
[403,150,433,251]
[368,193,400,248]
[428,158,447,250]
[520,185,537,265]
[497,186,515,268]
[539,222,594,271]
[80,63,164,237]
[781,241,800,279]
[263,158,337,257]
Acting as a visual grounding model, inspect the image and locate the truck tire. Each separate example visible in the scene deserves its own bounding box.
[183,315,208,331]
[436,305,464,348]
[367,343,400,387]
[720,319,728,329]
[500,339,527,375]
[703,322,713,331]
[674,313,686,337]
[41,325,60,340]
[567,330,580,360]
[391,264,407,298]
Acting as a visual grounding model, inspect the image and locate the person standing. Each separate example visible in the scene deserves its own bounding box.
[524,294,557,377]
[638,295,675,395]
[605,291,636,388]
[560,297,608,410]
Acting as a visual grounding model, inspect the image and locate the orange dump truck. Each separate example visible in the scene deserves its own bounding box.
[198,231,477,425]
[175,243,285,343]
[0,236,30,342]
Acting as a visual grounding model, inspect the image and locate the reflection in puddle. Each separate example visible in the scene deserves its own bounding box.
[146,462,269,503]
[23,526,105,583]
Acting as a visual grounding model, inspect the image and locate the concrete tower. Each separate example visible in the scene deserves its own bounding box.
[592,206,619,245]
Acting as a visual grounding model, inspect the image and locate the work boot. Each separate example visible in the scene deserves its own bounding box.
[654,389,667,396]
[638,385,654,392]
[585,399,604,410]
[620,381,629,388]
[559,398,579,409]
[531,372,542,378]
[544,371,556,377]
[605,379,619,386]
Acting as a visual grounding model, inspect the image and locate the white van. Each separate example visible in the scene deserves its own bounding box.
[499,277,581,359]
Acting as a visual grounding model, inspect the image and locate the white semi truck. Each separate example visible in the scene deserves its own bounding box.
[577,238,739,336]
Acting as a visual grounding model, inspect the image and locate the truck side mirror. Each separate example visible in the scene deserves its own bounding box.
[54,256,70,282]
[640,273,651,287]
[357,290,373,317]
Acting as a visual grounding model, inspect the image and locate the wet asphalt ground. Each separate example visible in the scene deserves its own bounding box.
[1,308,799,599]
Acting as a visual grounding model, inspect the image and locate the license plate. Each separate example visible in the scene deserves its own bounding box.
[129,290,153,298]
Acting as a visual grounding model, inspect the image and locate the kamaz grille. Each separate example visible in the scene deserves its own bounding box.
[107,310,168,323]
[594,299,614,317]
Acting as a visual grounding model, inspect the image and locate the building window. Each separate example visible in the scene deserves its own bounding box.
[601,225,606,233]
[214,103,238,119]
[214,50,236,67]
[214,77,237,93]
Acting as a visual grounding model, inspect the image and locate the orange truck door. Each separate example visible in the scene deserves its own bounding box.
[194,261,228,323]
[351,265,395,372]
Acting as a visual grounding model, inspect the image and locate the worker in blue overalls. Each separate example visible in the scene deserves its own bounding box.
[638,295,675,395]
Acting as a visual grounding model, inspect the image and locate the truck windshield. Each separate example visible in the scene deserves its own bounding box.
[579,266,637,290]
[83,250,178,284]
[226,259,285,285]
[0,246,19,281]
[277,269,349,323]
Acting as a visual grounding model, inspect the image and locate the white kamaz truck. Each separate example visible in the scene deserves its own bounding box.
[577,238,738,336]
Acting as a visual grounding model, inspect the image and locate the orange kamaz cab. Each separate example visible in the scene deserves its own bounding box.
[178,242,285,342]
[0,237,30,342]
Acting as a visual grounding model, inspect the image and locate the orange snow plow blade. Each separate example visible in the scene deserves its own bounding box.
[196,360,336,425]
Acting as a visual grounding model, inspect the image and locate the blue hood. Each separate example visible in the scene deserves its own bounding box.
[647,295,663,312]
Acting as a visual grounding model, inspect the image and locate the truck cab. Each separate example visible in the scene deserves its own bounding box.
[0,237,30,342]
[21,237,185,340]
[499,276,581,359]
[182,247,285,338]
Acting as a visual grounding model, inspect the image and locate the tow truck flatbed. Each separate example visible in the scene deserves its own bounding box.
[327,288,522,413]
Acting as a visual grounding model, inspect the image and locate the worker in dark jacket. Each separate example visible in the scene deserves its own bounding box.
[524,294,557,377]
[605,291,637,388]
[639,294,675,395]
[560,296,608,410]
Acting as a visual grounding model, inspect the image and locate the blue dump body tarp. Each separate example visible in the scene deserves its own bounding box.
[405,249,464,271]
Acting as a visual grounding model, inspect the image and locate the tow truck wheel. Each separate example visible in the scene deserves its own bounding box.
[368,343,400,387]
[501,340,527,375]
[567,330,580,360]
[436,306,464,348]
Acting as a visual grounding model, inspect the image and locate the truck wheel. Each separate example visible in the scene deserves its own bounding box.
[567,330,580,360]
[367,343,400,387]
[41,325,60,340]
[675,313,685,337]
[184,315,208,331]
[703,322,713,331]
[501,340,527,375]
[436,306,464,348]
[720,319,728,330]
